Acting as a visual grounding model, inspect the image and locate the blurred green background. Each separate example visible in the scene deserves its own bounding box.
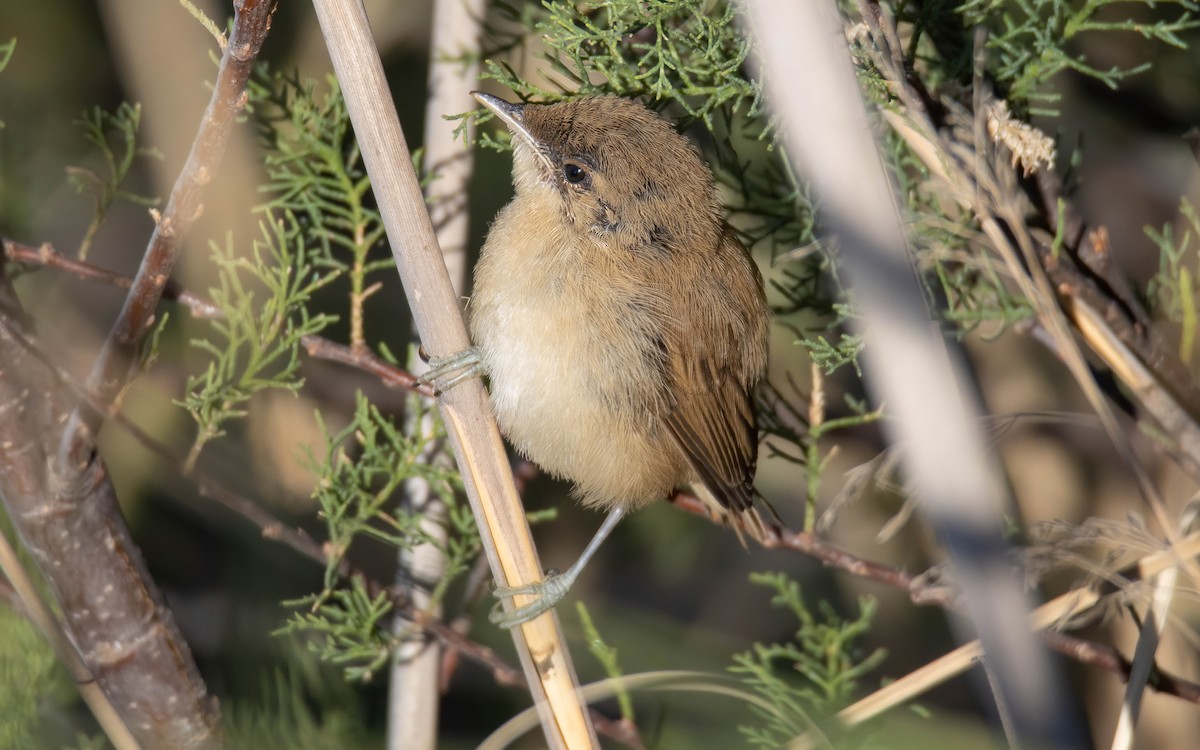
[2,0,1200,748]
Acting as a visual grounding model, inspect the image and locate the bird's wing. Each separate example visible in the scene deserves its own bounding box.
[662,361,759,514]
[659,230,768,517]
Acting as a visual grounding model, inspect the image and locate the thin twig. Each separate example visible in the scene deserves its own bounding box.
[2,236,435,399]
[671,492,933,598]
[1042,630,1200,705]
[673,491,1200,707]
[3,239,223,318]
[820,530,1200,741]
[302,335,435,396]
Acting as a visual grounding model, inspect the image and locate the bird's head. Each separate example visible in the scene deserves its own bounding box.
[472,92,722,253]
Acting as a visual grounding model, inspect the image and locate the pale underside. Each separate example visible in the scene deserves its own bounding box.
[471,193,684,510]
[470,183,765,517]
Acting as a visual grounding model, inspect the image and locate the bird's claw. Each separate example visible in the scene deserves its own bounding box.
[488,570,575,629]
[417,346,485,394]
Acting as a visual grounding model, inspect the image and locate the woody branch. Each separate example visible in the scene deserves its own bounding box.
[0,1,274,746]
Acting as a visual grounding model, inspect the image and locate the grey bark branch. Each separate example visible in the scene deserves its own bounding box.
[0,283,220,749]
[0,2,273,743]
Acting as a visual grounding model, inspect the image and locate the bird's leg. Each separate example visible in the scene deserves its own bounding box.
[417,346,485,393]
[489,505,627,629]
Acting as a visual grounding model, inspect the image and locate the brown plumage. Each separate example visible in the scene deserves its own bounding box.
[464,93,770,626]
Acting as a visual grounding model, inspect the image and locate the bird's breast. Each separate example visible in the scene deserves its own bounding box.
[468,198,682,507]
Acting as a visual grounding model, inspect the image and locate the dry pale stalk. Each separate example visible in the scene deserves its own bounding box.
[743,0,1084,746]
[388,0,487,746]
[307,0,597,747]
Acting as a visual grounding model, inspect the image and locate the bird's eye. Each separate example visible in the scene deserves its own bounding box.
[563,163,588,184]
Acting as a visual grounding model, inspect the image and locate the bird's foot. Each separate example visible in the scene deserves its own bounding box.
[417,346,485,393]
[488,568,576,629]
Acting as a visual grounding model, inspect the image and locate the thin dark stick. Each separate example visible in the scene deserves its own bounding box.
[2,237,434,398]
[3,239,223,319]
[669,492,943,604]
[670,491,1200,706]
[1041,630,1200,705]
[301,335,435,397]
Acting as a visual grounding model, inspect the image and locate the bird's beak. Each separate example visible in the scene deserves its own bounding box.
[471,91,554,171]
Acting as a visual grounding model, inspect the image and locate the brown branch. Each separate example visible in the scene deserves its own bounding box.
[0,4,272,745]
[1041,630,1200,705]
[3,239,222,319]
[58,0,275,469]
[3,236,437,401]
[669,492,946,605]
[301,335,435,397]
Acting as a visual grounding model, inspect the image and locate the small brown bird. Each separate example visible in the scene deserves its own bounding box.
[426,92,770,627]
